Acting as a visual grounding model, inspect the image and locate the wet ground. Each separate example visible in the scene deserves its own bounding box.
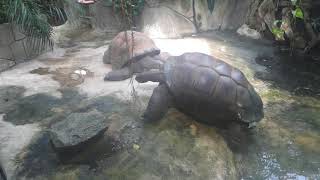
[0,28,319,180]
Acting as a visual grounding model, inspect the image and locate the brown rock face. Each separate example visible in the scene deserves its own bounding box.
[103,31,160,70]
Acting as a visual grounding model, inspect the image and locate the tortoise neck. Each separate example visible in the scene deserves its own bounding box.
[135,70,165,83]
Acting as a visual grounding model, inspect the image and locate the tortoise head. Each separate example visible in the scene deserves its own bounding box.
[238,87,264,128]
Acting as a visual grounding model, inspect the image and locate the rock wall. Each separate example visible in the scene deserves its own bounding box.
[0,24,37,72]
[60,0,265,38]
[208,0,257,30]
[88,1,122,32]
[140,0,264,35]
[139,6,196,38]
[140,0,208,38]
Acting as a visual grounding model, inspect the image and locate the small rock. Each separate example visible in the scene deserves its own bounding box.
[190,124,198,136]
[0,59,15,72]
[237,24,261,40]
[49,110,108,159]
[50,107,65,113]
[133,144,140,150]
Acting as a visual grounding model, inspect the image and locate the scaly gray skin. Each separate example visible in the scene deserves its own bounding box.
[104,56,165,81]
[136,52,264,129]
[0,163,6,180]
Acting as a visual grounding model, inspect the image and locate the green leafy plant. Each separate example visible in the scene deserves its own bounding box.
[292,7,304,19]
[272,20,285,40]
[291,0,304,19]
[0,0,73,52]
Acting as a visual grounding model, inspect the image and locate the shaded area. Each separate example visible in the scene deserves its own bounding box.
[255,52,320,97]
[11,92,238,179]
[1,88,84,125]
[0,86,25,113]
[237,89,320,179]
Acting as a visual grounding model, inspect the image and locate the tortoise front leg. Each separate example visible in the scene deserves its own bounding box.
[143,84,172,122]
[104,67,133,81]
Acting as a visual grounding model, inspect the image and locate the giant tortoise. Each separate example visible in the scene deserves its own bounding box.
[103,31,168,81]
[136,52,264,129]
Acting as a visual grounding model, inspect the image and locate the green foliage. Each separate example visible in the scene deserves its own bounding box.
[290,0,304,19]
[272,20,285,40]
[0,0,69,52]
[272,27,285,40]
[271,0,305,41]
[292,7,304,19]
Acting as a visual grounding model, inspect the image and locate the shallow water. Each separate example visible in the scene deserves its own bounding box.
[0,29,319,180]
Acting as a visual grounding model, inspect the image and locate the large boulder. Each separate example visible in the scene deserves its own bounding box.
[208,0,259,30]
[0,23,36,65]
[49,110,108,159]
[237,24,261,39]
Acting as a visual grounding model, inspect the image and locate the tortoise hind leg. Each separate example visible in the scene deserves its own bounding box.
[104,67,133,81]
[143,84,172,122]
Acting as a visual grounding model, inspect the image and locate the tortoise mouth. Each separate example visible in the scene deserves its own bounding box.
[238,108,264,126]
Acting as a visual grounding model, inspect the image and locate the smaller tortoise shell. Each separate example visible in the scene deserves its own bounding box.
[103,31,160,69]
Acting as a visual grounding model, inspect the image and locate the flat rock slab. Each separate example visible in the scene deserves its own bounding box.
[49,110,108,159]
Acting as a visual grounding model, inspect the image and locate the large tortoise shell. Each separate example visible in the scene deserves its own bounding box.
[164,52,263,123]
